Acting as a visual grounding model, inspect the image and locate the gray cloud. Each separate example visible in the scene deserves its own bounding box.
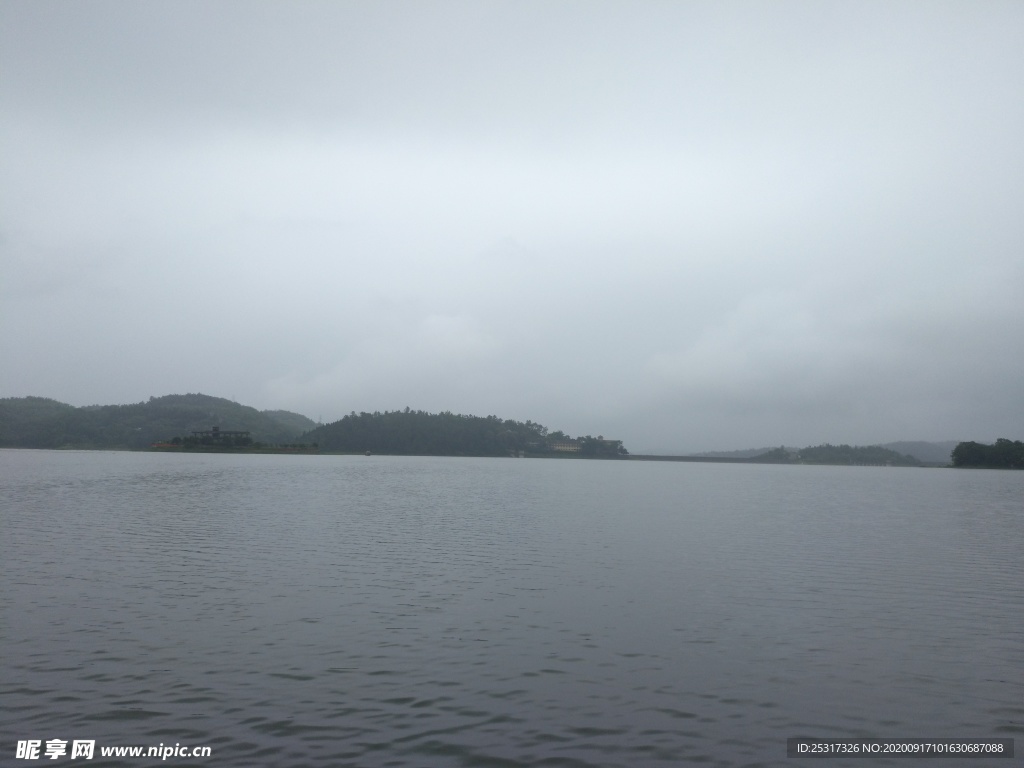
[2,0,1022,452]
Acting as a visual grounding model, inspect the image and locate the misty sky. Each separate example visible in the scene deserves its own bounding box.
[2,1,1022,453]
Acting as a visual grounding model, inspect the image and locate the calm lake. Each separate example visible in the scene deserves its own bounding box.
[2,450,1021,767]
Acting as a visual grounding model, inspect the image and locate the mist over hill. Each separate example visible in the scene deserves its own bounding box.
[0,394,315,450]
[693,440,959,465]
[877,441,959,465]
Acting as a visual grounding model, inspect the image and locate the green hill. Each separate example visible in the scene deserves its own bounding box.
[0,396,78,448]
[0,394,315,450]
[305,409,627,458]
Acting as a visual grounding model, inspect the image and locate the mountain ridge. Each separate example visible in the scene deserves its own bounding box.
[0,394,966,464]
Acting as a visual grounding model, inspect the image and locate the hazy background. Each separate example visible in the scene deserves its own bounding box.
[2,0,1021,453]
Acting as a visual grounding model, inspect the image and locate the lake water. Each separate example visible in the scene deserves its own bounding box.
[2,450,1021,767]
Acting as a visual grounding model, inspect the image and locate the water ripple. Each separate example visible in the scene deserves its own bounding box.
[2,451,1021,766]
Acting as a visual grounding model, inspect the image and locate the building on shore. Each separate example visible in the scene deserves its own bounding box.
[190,426,251,444]
[550,440,581,453]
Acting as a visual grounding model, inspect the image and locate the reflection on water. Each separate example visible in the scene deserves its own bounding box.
[2,450,1022,766]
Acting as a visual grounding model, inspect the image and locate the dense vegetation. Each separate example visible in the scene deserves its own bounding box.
[304,409,627,457]
[750,444,922,466]
[0,394,316,450]
[951,439,1024,469]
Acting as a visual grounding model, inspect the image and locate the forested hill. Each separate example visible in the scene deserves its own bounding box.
[304,409,627,457]
[951,439,1024,469]
[0,394,316,450]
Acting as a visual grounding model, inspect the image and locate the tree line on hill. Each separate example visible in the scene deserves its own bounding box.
[950,439,1024,469]
[0,394,315,450]
[0,396,627,458]
[303,408,628,457]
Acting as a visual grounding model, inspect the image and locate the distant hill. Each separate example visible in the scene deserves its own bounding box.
[693,440,957,465]
[750,444,922,466]
[0,394,315,450]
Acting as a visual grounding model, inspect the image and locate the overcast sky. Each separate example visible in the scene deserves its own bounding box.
[2,1,1021,453]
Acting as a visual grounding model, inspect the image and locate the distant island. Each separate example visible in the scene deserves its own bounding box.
[634,440,1022,468]
[748,444,923,466]
[630,443,925,467]
[687,440,960,465]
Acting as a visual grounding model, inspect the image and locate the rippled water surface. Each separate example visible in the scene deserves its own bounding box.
[2,450,1022,766]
